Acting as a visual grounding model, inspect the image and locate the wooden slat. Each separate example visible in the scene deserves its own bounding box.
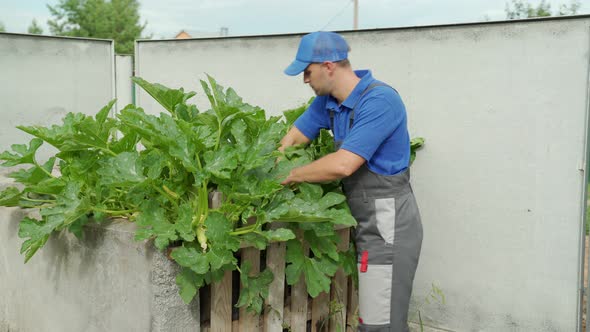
[311,291,330,332]
[264,239,286,332]
[290,231,309,332]
[329,228,350,332]
[239,247,261,332]
[209,191,232,332]
[347,276,359,332]
[211,269,233,332]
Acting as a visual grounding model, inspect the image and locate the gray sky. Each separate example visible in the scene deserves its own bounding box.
[0,0,588,39]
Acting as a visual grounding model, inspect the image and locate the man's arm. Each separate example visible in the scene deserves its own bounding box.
[279,126,311,152]
[280,148,365,185]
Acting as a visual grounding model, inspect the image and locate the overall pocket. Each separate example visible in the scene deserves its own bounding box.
[374,197,396,245]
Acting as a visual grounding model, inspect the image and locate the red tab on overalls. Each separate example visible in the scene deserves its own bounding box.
[360,250,368,272]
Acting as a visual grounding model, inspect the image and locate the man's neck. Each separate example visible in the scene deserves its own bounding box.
[331,70,361,104]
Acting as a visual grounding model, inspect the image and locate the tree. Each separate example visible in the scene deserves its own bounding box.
[558,0,581,15]
[47,0,147,54]
[506,0,580,19]
[0,21,5,32]
[28,19,44,35]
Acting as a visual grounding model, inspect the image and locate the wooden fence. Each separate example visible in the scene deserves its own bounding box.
[200,192,358,332]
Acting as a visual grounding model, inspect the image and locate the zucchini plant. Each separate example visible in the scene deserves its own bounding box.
[0,76,424,314]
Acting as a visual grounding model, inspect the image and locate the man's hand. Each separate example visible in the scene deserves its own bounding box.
[279,127,310,152]
[281,168,302,185]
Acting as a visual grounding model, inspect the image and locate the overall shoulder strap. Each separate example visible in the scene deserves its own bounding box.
[348,82,394,128]
[330,82,396,131]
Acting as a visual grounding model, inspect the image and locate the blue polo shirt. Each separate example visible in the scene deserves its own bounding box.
[294,70,410,175]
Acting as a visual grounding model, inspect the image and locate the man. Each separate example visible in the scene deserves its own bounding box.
[280,31,423,332]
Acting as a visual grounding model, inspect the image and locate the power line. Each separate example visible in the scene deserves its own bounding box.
[319,0,354,31]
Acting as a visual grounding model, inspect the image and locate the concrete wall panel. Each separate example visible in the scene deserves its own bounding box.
[0,175,199,332]
[0,34,115,161]
[136,17,590,331]
[115,55,134,112]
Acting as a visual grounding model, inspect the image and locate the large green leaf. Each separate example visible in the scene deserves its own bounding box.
[132,77,196,115]
[0,187,22,207]
[285,239,338,297]
[171,246,209,274]
[236,262,274,314]
[18,217,63,263]
[205,212,240,251]
[40,182,91,229]
[175,267,206,304]
[96,152,146,187]
[203,145,238,180]
[134,200,177,250]
[0,138,43,166]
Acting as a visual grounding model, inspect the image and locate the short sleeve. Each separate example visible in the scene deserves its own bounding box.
[293,96,330,141]
[340,90,406,161]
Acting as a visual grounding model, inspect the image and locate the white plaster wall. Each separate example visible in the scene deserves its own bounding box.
[115,55,134,112]
[136,17,590,331]
[0,33,115,162]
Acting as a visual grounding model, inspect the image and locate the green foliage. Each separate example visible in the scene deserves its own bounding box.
[47,0,147,54]
[0,21,5,32]
[416,283,446,331]
[236,262,274,314]
[27,19,43,35]
[505,0,580,19]
[558,0,581,15]
[1,76,425,313]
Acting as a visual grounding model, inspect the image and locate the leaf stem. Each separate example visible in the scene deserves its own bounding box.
[21,197,55,203]
[93,207,135,215]
[151,183,179,209]
[229,224,257,236]
[33,160,57,179]
[34,203,57,209]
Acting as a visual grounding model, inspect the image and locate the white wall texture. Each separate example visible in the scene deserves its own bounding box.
[0,33,115,162]
[135,17,590,331]
[0,17,589,332]
[115,55,134,112]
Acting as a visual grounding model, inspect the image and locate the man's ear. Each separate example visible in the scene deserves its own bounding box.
[322,61,337,73]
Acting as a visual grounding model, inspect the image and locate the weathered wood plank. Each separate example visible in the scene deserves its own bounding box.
[264,238,286,332]
[289,230,309,332]
[211,269,233,332]
[209,192,232,332]
[329,228,350,332]
[347,277,359,332]
[239,247,261,332]
[311,291,330,332]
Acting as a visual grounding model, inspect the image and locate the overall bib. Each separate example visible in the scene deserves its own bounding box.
[331,83,423,332]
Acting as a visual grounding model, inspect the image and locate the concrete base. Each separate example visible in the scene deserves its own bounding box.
[409,322,455,332]
[0,206,199,332]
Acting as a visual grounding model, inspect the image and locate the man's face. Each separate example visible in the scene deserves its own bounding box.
[303,63,330,96]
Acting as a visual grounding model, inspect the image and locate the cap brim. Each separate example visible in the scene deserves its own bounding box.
[284,59,309,76]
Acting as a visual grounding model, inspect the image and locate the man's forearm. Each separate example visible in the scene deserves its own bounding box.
[281,149,365,184]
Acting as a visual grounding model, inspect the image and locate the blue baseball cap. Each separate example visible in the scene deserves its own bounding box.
[284,31,350,76]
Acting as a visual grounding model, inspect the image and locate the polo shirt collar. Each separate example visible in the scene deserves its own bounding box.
[325,70,374,111]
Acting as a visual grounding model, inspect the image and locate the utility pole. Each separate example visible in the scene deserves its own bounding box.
[353,0,359,29]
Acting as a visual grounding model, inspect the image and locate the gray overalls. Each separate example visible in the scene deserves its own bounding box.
[331,83,423,332]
